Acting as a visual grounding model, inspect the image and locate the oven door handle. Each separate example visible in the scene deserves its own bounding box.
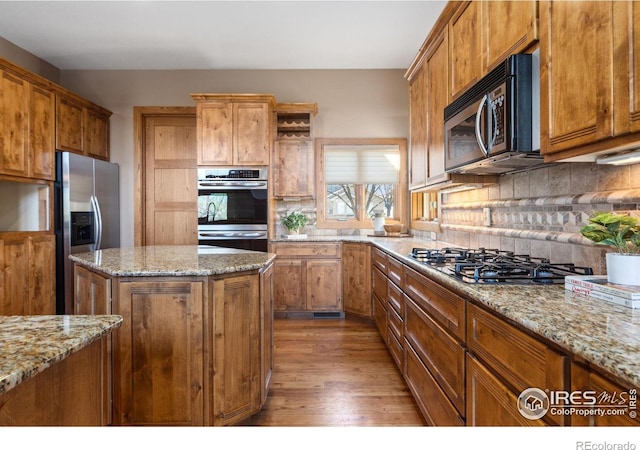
[199,231,267,239]
[475,94,490,157]
[198,181,267,188]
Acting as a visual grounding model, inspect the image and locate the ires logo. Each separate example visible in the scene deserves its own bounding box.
[517,388,637,420]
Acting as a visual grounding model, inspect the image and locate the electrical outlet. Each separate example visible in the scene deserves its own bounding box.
[483,207,492,227]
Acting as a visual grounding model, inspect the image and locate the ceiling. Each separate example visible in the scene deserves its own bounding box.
[0,1,447,71]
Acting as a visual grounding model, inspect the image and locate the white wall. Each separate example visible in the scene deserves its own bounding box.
[59,69,410,246]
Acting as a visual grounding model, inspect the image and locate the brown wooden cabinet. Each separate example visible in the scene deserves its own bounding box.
[0,68,55,180]
[74,264,111,315]
[571,362,640,426]
[0,234,55,315]
[482,0,538,71]
[210,273,261,425]
[613,1,640,137]
[56,92,111,160]
[466,302,568,426]
[449,1,483,100]
[273,103,317,198]
[192,94,275,166]
[260,263,274,405]
[112,277,206,426]
[271,242,343,314]
[342,242,372,318]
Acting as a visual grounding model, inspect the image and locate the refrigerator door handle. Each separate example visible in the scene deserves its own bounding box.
[92,195,103,250]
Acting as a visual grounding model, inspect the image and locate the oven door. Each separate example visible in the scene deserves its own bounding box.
[198,225,268,252]
[197,181,268,226]
[444,95,490,173]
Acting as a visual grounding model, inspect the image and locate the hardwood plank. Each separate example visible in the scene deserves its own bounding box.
[243,318,425,426]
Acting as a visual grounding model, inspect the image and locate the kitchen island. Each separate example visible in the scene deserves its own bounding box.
[70,245,275,426]
[0,314,123,425]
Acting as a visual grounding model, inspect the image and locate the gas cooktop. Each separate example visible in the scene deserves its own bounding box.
[409,247,594,285]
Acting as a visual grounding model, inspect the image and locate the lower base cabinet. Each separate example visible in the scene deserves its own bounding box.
[76,265,270,426]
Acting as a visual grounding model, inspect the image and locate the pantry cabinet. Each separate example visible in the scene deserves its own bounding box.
[271,242,342,314]
[191,94,275,166]
[0,234,55,315]
[56,92,111,160]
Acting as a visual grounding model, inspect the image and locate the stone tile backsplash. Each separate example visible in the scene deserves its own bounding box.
[437,162,640,275]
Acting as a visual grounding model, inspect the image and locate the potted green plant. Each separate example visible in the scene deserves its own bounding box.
[281,211,309,236]
[580,211,640,285]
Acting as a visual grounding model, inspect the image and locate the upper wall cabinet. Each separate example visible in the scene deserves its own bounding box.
[56,92,111,161]
[191,94,275,166]
[613,2,640,137]
[482,0,538,71]
[272,103,317,198]
[448,1,483,100]
[0,67,55,180]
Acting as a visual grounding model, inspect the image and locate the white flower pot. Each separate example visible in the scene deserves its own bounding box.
[606,253,640,286]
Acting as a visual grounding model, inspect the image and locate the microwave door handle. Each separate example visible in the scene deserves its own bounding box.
[488,99,498,150]
[475,94,489,157]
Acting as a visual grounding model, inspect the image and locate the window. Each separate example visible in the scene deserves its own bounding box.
[315,138,407,228]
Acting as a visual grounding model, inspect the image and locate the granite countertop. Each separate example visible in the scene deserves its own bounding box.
[272,235,640,388]
[69,245,276,277]
[0,315,123,395]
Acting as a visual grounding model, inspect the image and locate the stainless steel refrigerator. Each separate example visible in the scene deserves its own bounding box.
[55,151,120,315]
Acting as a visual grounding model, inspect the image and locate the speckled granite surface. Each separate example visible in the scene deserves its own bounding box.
[0,315,122,395]
[273,236,640,388]
[69,245,276,277]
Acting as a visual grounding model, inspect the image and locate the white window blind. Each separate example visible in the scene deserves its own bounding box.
[324,145,400,184]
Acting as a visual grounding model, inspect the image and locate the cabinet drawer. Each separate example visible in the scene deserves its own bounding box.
[388,303,403,342]
[372,292,388,343]
[387,328,404,371]
[387,256,403,287]
[405,342,464,426]
[372,266,387,300]
[403,265,466,341]
[466,354,546,426]
[467,303,567,425]
[372,247,388,274]
[405,297,465,414]
[273,242,341,258]
[387,279,404,316]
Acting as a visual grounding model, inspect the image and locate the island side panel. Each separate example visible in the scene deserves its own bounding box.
[0,338,107,426]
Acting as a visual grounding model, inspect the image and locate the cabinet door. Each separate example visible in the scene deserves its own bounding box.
[211,274,261,425]
[306,259,342,311]
[449,1,483,100]
[56,95,84,153]
[372,292,388,343]
[467,354,546,426]
[540,0,614,155]
[425,28,449,184]
[233,102,270,165]
[0,236,28,315]
[273,140,314,197]
[483,0,538,71]
[27,234,55,315]
[613,1,640,136]
[74,264,111,315]
[273,259,305,311]
[408,63,427,189]
[197,101,233,165]
[84,108,109,160]
[0,70,29,177]
[28,84,55,180]
[113,279,205,426]
[342,242,372,318]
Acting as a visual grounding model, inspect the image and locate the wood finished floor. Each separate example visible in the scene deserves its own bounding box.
[243,317,426,426]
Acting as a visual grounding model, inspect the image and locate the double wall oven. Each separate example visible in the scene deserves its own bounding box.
[197,167,268,252]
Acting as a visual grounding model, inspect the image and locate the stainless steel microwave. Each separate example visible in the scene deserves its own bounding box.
[444,53,542,175]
